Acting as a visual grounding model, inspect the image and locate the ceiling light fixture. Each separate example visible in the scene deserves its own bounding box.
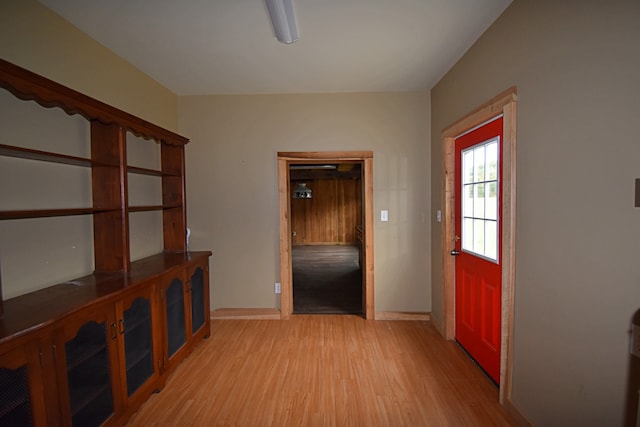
[265,0,299,44]
[292,182,312,199]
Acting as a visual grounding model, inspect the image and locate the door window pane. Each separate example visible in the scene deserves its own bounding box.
[463,218,473,251]
[474,183,485,218]
[485,221,497,260]
[463,150,474,184]
[486,182,498,220]
[487,142,498,180]
[464,184,474,217]
[474,145,486,182]
[461,136,500,262]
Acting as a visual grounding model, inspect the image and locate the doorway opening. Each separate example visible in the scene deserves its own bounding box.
[440,87,517,404]
[278,151,374,319]
[290,163,363,314]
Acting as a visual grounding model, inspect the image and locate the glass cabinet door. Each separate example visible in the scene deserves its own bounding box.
[0,342,46,427]
[165,277,187,358]
[190,267,206,334]
[63,321,114,427]
[0,363,33,426]
[122,296,154,397]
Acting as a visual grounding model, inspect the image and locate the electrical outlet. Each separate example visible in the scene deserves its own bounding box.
[275,282,281,294]
[632,324,640,358]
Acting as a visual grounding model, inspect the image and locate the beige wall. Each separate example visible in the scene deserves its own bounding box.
[0,0,178,131]
[0,1,179,298]
[180,93,431,312]
[430,0,640,425]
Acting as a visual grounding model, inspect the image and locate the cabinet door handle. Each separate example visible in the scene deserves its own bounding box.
[111,322,117,340]
[119,319,125,335]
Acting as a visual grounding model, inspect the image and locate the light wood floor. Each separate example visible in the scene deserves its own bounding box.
[127,316,515,426]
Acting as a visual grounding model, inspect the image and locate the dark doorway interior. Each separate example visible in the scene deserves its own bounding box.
[289,162,363,315]
[292,245,362,314]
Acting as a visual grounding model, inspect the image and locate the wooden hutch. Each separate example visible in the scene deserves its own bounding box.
[0,59,211,426]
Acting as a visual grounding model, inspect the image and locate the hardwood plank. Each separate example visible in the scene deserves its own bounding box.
[126,316,516,426]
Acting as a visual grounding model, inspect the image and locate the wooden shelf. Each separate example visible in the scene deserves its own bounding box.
[127,165,180,177]
[68,382,111,420]
[66,342,108,372]
[0,397,30,420]
[0,207,120,220]
[0,144,118,168]
[128,204,181,213]
[125,346,152,372]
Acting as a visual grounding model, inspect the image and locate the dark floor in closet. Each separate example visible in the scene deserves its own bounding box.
[292,245,362,315]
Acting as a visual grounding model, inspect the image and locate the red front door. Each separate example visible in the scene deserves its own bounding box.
[454,116,503,384]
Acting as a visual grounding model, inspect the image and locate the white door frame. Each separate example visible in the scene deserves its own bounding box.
[441,87,517,404]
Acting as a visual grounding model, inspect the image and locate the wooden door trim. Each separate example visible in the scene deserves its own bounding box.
[278,151,374,320]
[441,87,517,404]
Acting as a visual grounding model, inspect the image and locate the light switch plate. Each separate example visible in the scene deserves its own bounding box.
[381,210,389,222]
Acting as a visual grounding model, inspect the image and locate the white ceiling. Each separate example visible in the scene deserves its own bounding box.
[39,0,512,96]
